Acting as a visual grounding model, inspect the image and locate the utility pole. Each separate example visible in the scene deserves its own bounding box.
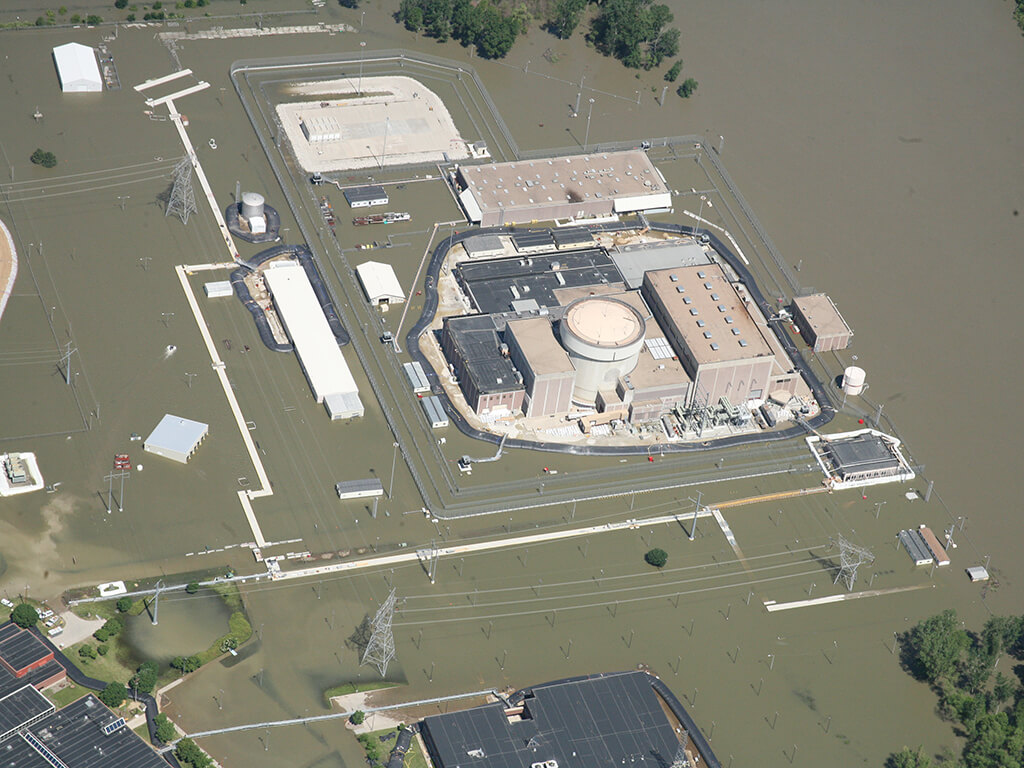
[117,195,130,211]
[358,41,367,96]
[139,256,152,271]
[151,580,163,625]
[688,491,702,541]
[160,312,175,327]
[185,372,197,389]
[584,98,596,151]
[361,589,398,676]
[61,341,77,386]
[660,85,669,106]
[574,72,586,115]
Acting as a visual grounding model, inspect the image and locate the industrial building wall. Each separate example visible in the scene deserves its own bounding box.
[526,373,575,417]
[475,389,524,415]
[480,200,613,227]
[694,358,775,404]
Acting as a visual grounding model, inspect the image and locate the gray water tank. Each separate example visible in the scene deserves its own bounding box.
[241,192,265,220]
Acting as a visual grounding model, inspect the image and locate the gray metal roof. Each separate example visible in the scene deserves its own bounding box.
[421,396,448,426]
[827,434,900,477]
[551,227,595,247]
[611,240,710,289]
[464,234,504,256]
[144,414,208,455]
[344,185,388,204]
[0,685,53,743]
[421,672,679,768]
[0,629,50,673]
[510,229,555,251]
[335,478,384,495]
[0,694,168,768]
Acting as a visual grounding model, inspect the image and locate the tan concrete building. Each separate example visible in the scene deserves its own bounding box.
[455,151,672,226]
[506,317,576,418]
[642,265,778,404]
[792,293,853,352]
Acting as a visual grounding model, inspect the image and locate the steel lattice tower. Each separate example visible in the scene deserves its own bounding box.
[834,535,875,591]
[165,156,197,225]
[670,735,690,768]
[361,589,397,677]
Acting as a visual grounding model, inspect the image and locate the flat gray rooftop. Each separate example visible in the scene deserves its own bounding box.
[827,433,900,474]
[421,672,680,768]
[144,414,208,455]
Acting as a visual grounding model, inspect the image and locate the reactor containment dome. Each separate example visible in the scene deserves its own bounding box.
[559,296,646,405]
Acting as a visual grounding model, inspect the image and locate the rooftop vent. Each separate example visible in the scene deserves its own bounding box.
[696,319,706,328]
[703,331,713,339]
[675,286,685,293]
[669,274,679,282]
[704,282,714,290]
[689,308,699,316]
[710,342,720,351]
[711,293,720,300]
[718,305,727,312]
[725,316,734,324]
[683,297,693,305]
[739,340,749,347]
[697,271,706,279]
[731,328,740,335]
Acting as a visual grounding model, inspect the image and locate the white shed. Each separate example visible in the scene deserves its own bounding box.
[144,414,208,464]
[53,43,103,93]
[355,261,405,306]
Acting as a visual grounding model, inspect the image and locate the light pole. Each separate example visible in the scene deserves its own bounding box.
[584,98,595,151]
[696,194,706,237]
[358,41,366,96]
[360,10,365,29]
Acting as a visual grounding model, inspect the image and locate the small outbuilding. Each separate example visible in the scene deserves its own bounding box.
[356,261,405,306]
[335,478,384,500]
[52,43,103,93]
[204,281,233,298]
[344,185,388,208]
[421,395,449,428]
[144,414,209,464]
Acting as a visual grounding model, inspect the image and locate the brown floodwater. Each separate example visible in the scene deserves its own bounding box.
[0,0,1022,766]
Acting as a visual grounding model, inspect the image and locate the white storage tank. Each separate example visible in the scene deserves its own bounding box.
[559,296,645,405]
[842,366,866,396]
[241,192,265,221]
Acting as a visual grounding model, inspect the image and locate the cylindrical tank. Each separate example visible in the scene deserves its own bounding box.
[842,366,866,396]
[241,192,265,220]
[559,296,646,405]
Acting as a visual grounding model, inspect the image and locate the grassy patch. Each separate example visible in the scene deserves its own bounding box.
[43,683,89,708]
[64,638,136,685]
[324,680,396,706]
[358,727,428,768]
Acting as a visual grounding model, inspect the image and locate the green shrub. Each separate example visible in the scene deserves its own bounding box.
[154,713,177,743]
[11,603,39,628]
[98,682,126,708]
[79,644,97,660]
[116,597,132,613]
[664,60,682,82]
[86,14,103,24]
[30,149,57,169]
[350,710,365,725]
[186,582,200,594]
[644,548,668,568]
[97,645,109,656]
[677,78,698,98]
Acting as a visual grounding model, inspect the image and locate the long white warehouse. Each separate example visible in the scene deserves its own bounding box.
[264,262,364,420]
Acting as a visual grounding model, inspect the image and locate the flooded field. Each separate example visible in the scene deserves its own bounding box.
[0,1,1022,766]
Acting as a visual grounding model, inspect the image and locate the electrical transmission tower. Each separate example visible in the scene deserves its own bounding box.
[165,157,197,225]
[833,535,875,591]
[361,589,397,677]
[670,735,690,768]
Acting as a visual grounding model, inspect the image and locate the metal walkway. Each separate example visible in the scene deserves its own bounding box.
[180,688,496,743]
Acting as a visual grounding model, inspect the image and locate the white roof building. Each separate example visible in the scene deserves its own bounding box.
[144,415,209,464]
[355,261,405,305]
[263,262,363,420]
[52,43,103,93]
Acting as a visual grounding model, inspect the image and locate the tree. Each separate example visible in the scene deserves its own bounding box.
[131,661,159,695]
[549,0,586,39]
[665,60,682,82]
[350,710,366,725]
[116,597,132,613]
[154,713,177,743]
[887,747,934,768]
[171,655,201,674]
[10,603,39,628]
[114,0,128,7]
[98,681,127,708]
[589,0,679,70]
[221,636,238,652]
[908,609,970,683]
[97,644,109,656]
[176,738,214,768]
[29,149,57,169]
[644,548,668,568]
[339,0,360,7]
[186,582,200,594]
[79,644,97,660]
[86,14,103,24]
[677,77,698,98]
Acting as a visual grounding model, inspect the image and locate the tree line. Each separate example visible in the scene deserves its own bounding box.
[890,609,1024,768]
[397,0,528,59]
